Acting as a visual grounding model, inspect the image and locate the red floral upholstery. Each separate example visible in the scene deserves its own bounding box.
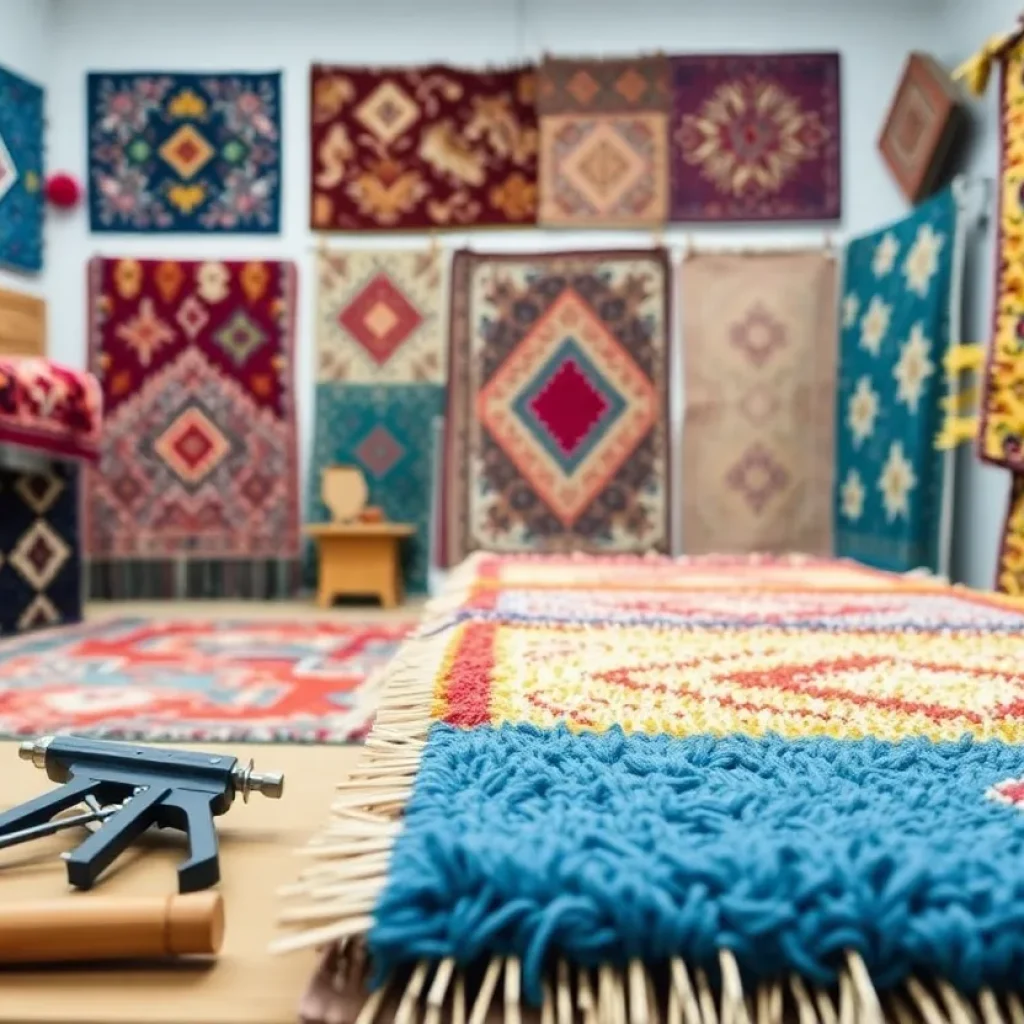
[0,357,102,462]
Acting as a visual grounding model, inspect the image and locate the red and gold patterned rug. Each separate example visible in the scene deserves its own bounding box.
[0,618,409,742]
[85,257,301,600]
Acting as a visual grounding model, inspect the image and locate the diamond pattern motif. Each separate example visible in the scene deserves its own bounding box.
[1,463,80,636]
[479,288,657,525]
[0,66,43,272]
[539,56,669,227]
[159,124,215,179]
[355,81,420,143]
[10,520,71,590]
[16,594,59,631]
[317,252,445,384]
[152,405,232,485]
[730,304,788,367]
[15,473,63,515]
[88,72,282,234]
[512,339,627,476]
[338,273,424,367]
[0,133,18,204]
[681,252,836,556]
[213,310,268,365]
[726,444,791,514]
[355,424,406,479]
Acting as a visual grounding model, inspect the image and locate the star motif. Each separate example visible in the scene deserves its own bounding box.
[859,296,892,357]
[893,322,935,414]
[872,232,900,277]
[879,441,917,522]
[841,293,860,329]
[903,223,946,297]
[847,376,879,448]
[840,469,865,522]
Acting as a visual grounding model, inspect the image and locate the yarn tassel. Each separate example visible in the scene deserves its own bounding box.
[953,29,1023,96]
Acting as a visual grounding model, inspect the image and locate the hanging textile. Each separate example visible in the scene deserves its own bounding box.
[834,185,964,575]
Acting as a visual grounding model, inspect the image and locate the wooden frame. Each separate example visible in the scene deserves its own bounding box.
[0,287,46,358]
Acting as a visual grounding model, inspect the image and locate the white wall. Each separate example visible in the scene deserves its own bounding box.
[0,0,50,297]
[42,0,947,548]
[934,0,1020,590]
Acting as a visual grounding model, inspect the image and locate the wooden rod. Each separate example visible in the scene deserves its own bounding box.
[0,891,224,964]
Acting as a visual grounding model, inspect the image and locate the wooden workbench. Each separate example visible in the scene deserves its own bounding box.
[0,741,357,1024]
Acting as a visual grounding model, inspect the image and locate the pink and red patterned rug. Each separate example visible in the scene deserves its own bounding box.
[0,618,409,743]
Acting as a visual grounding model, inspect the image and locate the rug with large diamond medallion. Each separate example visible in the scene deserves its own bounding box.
[441,248,671,565]
[0,64,44,273]
[85,257,300,599]
[87,72,281,233]
[680,249,837,554]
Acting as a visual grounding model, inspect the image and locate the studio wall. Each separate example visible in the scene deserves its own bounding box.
[44,0,948,573]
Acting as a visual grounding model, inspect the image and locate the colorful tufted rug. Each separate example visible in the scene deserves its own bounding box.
[276,552,1024,1024]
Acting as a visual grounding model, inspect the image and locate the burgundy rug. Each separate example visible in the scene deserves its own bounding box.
[669,53,841,222]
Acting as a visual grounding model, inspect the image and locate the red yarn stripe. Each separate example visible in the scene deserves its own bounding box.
[440,622,496,727]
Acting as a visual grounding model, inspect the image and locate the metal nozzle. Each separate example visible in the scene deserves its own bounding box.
[18,736,53,770]
[230,759,284,802]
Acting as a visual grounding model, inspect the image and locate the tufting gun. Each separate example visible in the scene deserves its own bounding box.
[0,735,284,892]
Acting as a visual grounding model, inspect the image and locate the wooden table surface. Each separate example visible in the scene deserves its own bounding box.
[0,741,358,1024]
[304,523,415,537]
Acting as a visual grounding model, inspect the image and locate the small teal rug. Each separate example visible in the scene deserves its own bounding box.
[307,383,444,595]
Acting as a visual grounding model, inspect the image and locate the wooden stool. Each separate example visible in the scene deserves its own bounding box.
[305,523,415,609]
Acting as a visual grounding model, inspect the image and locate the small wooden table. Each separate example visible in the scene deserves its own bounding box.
[305,522,415,609]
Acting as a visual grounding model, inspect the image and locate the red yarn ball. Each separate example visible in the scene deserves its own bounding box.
[45,173,81,209]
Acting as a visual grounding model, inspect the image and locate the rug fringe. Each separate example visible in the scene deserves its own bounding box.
[295,940,1018,1024]
[272,600,456,956]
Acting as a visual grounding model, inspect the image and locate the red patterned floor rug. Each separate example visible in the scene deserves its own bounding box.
[0,618,410,742]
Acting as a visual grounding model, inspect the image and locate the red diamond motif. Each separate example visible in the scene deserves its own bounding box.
[355,425,405,479]
[529,360,610,456]
[175,427,213,466]
[725,444,790,514]
[338,274,423,365]
[153,407,231,485]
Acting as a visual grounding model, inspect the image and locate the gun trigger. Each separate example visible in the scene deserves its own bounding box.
[169,791,222,893]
